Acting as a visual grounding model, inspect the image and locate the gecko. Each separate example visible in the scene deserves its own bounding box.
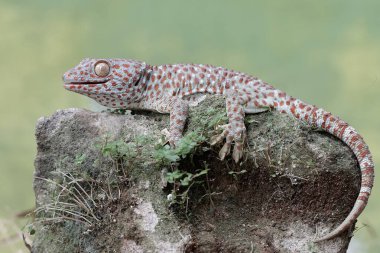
[62,58,374,242]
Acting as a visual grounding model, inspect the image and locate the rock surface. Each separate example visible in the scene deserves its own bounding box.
[32,97,360,253]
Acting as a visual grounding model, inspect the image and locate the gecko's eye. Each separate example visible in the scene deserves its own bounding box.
[94,61,110,77]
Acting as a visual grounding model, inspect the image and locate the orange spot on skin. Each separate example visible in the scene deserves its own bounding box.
[359,150,369,159]
[338,125,348,138]
[349,135,359,145]
[290,106,296,114]
[357,143,364,150]
[362,167,374,175]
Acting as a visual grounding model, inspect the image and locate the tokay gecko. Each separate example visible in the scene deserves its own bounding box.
[63,58,374,242]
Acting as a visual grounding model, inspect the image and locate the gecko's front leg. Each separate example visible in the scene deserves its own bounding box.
[211,94,247,162]
[168,97,189,146]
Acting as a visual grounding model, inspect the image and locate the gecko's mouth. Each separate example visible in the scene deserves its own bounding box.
[64,80,109,85]
[63,79,110,94]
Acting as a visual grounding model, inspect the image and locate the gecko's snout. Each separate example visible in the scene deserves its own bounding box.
[62,72,69,82]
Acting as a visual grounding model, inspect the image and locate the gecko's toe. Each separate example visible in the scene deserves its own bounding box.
[168,135,181,148]
[210,129,228,145]
[219,142,231,160]
[232,127,246,162]
[161,128,171,143]
[232,143,243,163]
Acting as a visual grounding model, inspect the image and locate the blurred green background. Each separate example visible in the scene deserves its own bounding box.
[0,0,379,252]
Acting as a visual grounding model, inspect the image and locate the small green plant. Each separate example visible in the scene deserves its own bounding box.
[74,153,86,165]
[166,167,210,207]
[154,145,180,164]
[228,169,247,180]
[100,139,137,160]
[154,130,206,165]
[307,242,318,253]
[153,130,211,209]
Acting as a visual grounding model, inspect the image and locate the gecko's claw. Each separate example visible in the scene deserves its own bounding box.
[232,142,244,163]
[211,124,246,162]
[219,142,231,160]
[169,136,181,148]
[232,126,246,162]
[162,128,181,147]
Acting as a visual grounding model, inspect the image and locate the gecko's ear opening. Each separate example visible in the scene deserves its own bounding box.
[134,67,147,86]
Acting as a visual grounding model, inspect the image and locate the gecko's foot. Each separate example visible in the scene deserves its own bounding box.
[169,137,181,148]
[161,128,181,147]
[210,124,246,163]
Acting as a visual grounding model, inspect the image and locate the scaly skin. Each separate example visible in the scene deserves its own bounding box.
[63,58,374,242]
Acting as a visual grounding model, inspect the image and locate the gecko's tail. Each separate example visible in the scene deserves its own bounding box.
[272,92,374,242]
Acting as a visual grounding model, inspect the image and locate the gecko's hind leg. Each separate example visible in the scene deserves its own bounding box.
[210,95,246,163]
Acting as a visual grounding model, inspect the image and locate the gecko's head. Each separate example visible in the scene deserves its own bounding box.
[63,58,148,108]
